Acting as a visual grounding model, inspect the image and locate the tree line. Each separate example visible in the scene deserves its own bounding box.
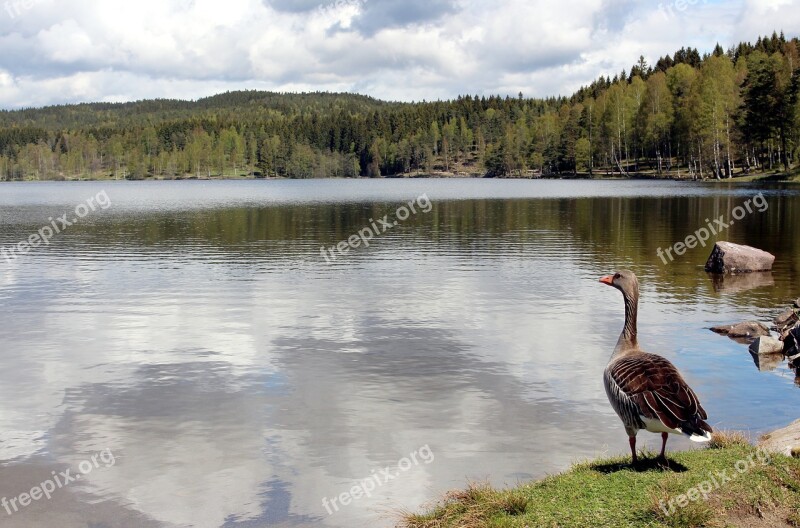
[0,32,798,181]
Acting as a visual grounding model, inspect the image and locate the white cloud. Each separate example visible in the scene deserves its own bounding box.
[735,0,800,38]
[0,0,795,108]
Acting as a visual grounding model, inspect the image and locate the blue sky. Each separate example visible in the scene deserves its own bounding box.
[0,0,796,109]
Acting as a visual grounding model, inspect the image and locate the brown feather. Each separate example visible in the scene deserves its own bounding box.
[608,353,708,432]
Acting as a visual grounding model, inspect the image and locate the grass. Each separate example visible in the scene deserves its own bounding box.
[399,432,800,528]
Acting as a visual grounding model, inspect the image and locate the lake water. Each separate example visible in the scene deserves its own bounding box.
[0,179,798,528]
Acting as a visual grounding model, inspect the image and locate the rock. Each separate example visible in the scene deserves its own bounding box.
[711,321,771,339]
[775,309,799,331]
[748,336,785,372]
[749,336,785,356]
[760,419,800,457]
[795,298,800,309]
[709,272,774,293]
[705,241,776,274]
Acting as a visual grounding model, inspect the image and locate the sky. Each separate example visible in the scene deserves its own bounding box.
[0,0,797,109]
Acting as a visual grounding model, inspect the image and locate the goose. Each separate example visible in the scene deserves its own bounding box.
[599,270,713,464]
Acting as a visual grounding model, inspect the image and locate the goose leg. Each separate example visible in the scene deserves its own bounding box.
[629,436,638,464]
[659,432,669,460]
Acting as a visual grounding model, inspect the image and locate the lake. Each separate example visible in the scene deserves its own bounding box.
[0,179,798,528]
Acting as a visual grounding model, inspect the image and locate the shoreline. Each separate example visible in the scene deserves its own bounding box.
[0,170,798,184]
[402,426,800,528]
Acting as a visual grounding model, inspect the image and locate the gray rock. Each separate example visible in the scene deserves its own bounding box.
[795,298,800,309]
[775,309,799,329]
[710,321,771,339]
[759,419,800,457]
[705,241,776,274]
[775,308,800,326]
[749,336,785,356]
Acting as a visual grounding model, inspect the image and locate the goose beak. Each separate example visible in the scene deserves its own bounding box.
[599,275,614,286]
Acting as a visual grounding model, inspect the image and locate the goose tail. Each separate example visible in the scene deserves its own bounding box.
[682,417,713,443]
[688,431,713,443]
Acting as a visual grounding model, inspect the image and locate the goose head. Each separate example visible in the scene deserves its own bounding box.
[599,270,639,298]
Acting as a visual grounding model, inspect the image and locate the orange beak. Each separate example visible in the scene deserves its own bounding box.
[599,275,614,286]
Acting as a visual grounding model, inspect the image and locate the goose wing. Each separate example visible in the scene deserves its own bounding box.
[608,353,711,436]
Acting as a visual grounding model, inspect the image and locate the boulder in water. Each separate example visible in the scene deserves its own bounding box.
[705,242,775,274]
[711,321,771,340]
[775,309,799,331]
[749,336,785,356]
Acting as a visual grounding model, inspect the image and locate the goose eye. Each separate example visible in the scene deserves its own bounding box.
[614,273,621,279]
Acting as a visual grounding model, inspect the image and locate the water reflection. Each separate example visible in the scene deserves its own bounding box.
[751,352,785,372]
[709,272,775,294]
[0,180,798,527]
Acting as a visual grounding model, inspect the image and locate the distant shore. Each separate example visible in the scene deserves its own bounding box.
[0,171,800,184]
[2,167,798,184]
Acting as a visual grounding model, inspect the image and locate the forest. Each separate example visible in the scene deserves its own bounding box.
[0,32,798,181]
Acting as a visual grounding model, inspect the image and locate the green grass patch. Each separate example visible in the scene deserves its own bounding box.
[400,438,800,528]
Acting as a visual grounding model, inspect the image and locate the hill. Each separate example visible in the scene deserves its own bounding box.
[0,33,798,181]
